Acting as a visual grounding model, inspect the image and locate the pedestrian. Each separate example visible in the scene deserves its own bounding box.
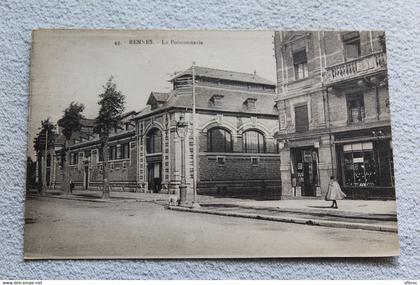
[325,176,346,209]
[69,180,74,194]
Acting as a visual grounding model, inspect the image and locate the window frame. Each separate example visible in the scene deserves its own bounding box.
[342,32,361,61]
[242,129,266,153]
[346,93,365,124]
[292,48,309,80]
[146,128,163,154]
[207,127,233,153]
[342,142,377,187]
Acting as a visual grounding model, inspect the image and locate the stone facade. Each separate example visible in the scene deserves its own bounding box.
[53,113,138,191]
[274,31,394,199]
[51,66,281,199]
[133,66,281,198]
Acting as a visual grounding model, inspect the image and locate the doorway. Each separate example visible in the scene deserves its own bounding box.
[83,166,89,190]
[147,161,162,193]
[292,147,319,196]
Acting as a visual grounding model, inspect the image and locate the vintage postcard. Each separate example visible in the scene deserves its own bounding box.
[24,30,399,259]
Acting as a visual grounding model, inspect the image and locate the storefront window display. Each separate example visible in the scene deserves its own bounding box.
[343,142,376,186]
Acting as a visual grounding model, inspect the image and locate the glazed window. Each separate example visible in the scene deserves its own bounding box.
[343,32,361,61]
[293,49,308,80]
[70,153,78,165]
[346,93,365,123]
[243,130,265,153]
[207,127,232,153]
[146,128,162,154]
[109,145,117,160]
[121,143,130,159]
[343,142,376,187]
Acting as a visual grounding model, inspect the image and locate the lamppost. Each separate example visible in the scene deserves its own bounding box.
[176,113,188,207]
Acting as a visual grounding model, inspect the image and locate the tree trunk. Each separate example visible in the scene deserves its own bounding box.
[42,130,49,194]
[37,153,43,194]
[102,138,110,199]
[62,140,70,194]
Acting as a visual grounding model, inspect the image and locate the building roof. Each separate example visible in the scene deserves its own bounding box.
[171,66,276,86]
[54,110,137,149]
[146,92,170,104]
[135,86,278,119]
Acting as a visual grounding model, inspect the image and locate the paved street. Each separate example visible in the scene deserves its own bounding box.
[24,196,400,258]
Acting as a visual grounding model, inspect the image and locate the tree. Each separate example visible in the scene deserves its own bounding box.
[57,102,85,194]
[94,77,125,199]
[33,118,56,194]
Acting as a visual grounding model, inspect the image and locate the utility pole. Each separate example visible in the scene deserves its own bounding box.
[191,62,200,208]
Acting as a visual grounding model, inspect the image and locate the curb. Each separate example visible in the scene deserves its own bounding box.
[199,203,397,222]
[168,206,398,233]
[28,194,132,203]
[28,194,168,204]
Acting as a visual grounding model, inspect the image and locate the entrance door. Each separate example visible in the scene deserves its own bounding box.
[294,148,318,196]
[302,161,316,196]
[84,166,89,190]
[148,162,162,193]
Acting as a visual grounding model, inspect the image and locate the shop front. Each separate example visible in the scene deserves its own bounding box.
[335,128,395,199]
[290,147,320,197]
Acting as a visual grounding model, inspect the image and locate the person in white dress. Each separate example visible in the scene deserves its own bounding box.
[325,176,346,208]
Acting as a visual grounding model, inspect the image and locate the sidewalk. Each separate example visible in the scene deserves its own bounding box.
[30,188,399,232]
[198,197,398,220]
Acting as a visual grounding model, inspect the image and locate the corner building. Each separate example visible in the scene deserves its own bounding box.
[274,31,394,199]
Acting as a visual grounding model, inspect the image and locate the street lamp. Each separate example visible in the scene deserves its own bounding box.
[176,113,188,207]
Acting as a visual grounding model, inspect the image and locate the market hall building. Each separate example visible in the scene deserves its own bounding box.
[134,66,280,198]
[51,66,281,199]
[273,31,394,200]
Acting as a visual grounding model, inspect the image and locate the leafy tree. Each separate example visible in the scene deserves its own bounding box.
[94,77,125,198]
[33,118,56,194]
[57,102,85,194]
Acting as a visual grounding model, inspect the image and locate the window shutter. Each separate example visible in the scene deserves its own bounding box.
[295,104,309,133]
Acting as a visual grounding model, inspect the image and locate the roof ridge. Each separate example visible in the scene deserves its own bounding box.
[194,65,261,77]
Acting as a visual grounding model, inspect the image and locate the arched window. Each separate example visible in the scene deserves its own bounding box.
[146,128,162,154]
[207,127,232,152]
[243,130,265,153]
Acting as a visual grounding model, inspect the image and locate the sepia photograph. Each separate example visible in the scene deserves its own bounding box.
[24,29,399,259]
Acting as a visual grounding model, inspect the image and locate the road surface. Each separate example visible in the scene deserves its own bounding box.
[24,196,400,258]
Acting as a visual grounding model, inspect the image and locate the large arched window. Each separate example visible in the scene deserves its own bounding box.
[207,127,232,152]
[146,128,162,154]
[243,130,265,153]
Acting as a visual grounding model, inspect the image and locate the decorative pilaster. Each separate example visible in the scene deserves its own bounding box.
[162,113,171,193]
[137,121,147,192]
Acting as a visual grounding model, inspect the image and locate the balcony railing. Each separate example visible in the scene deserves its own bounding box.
[324,51,387,85]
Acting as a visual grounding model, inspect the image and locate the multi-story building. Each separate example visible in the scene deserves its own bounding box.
[274,31,394,199]
[52,66,281,199]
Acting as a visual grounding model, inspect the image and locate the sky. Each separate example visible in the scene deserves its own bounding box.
[28,30,277,159]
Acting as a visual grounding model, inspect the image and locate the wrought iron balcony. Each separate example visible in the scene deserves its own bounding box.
[324,51,387,85]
